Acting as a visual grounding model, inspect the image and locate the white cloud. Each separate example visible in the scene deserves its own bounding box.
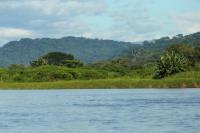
[0,27,33,46]
[0,0,199,44]
[170,11,200,34]
[0,0,106,16]
[0,27,33,39]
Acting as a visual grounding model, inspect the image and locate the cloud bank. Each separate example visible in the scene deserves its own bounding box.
[0,0,199,45]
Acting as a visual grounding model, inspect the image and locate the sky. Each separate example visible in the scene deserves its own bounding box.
[0,0,200,46]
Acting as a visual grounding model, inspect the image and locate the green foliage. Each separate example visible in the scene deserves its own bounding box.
[0,33,199,83]
[0,77,199,89]
[30,52,84,69]
[128,64,155,78]
[26,66,74,81]
[167,44,195,66]
[42,52,74,65]
[124,32,200,67]
[30,58,48,67]
[194,47,200,62]
[88,59,156,79]
[154,51,189,79]
[0,65,113,82]
[0,37,130,67]
[61,60,84,68]
[0,32,200,67]
[79,69,108,80]
[8,64,25,72]
[30,52,75,67]
[89,60,130,76]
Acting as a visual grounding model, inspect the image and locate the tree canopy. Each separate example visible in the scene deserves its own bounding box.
[42,52,74,65]
[30,52,84,68]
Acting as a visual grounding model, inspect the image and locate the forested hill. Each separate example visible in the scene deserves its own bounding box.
[0,37,133,67]
[124,32,200,66]
[0,32,200,67]
[143,32,200,50]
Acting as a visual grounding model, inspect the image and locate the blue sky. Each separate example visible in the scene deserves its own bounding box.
[0,0,199,46]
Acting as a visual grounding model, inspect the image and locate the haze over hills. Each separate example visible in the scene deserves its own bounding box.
[0,32,199,67]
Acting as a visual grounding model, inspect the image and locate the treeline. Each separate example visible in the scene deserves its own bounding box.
[0,51,156,82]
[0,52,111,82]
[0,43,199,82]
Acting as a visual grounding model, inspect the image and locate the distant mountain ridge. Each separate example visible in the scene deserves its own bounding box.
[0,37,133,66]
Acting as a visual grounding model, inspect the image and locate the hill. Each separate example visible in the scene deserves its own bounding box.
[124,32,200,66]
[0,37,133,67]
[0,32,199,67]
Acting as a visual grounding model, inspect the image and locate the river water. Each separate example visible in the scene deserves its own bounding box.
[0,89,200,133]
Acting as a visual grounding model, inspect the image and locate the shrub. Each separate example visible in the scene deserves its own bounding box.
[8,64,25,72]
[28,66,73,81]
[154,51,189,79]
[30,58,48,67]
[79,69,108,80]
[61,60,84,68]
[12,73,25,81]
[167,44,195,66]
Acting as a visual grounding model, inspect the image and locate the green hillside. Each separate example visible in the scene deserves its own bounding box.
[0,32,200,67]
[123,32,200,66]
[0,37,133,66]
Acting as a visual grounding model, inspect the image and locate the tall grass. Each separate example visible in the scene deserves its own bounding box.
[0,78,199,89]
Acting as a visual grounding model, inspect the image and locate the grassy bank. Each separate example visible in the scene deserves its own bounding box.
[0,78,199,89]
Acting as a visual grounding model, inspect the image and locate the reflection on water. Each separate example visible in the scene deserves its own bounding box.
[0,89,200,133]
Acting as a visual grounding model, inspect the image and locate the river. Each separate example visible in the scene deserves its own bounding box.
[0,89,200,133]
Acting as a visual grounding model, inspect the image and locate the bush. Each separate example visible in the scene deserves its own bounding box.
[30,58,48,67]
[61,60,84,68]
[8,64,25,72]
[79,69,109,80]
[167,44,195,66]
[3,65,111,82]
[26,66,73,82]
[128,64,155,78]
[12,73,25,81]
[89,62,129,76]
[154,51,189,79]
[0,68,9,81]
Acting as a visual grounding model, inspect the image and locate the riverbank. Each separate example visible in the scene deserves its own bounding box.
[0,78,199,89]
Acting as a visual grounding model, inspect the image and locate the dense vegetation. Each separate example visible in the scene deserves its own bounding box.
[0,43,199,83]
[123,32,200,66]
[0,51,152,82]
[30,52,84,67]
[0,32,199,67]
[0,32,199,88]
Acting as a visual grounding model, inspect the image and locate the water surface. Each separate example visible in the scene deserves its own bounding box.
[0,89,200,133]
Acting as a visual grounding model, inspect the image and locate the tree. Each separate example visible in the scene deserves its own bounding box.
[154,51,189,79]
[30,52,84,68]
[42,52,74,65]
